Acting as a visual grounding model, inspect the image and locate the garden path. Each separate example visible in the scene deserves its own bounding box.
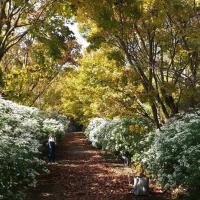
[27,132,169,200]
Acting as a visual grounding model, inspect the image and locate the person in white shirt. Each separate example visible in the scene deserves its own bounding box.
[48,134,56,163]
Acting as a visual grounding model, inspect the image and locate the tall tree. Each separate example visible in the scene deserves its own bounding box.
[69,0,200,127]
[44,48,153,125]
[0,0,82,98]
[0,0,49,60]
[2,33,81,106]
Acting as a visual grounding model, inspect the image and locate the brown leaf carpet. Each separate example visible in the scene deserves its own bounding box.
[27,132,170,200]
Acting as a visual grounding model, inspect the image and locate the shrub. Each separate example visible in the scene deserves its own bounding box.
[143,110,200,198]
[47,113,70,133]
[42,118,65,141]
[0,133,45,200]
[84,118,108,147]
[0,97,68,199]
[85,117,151,162]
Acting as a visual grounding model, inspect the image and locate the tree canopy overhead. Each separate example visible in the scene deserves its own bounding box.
[0,0,77,60]
[1,0,200,127]
[0,0,81,105]
[66,0,200,127]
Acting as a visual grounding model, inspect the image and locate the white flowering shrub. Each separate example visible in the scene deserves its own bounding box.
[0,97,68,199]
[143,110,200,198]
[84,118,108,147]
[85,118,150,162]
[48,114,70,133]
[0,133,45,200]
[41,117,66,143]
[42,118,64,134]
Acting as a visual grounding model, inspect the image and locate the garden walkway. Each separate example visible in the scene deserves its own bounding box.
[27,132,169,200]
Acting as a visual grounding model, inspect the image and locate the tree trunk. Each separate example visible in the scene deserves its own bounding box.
[160,88,178,115]
[0,49,4,61]
[151,102,160,129]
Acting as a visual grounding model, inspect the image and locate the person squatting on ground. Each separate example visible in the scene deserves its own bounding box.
[48,134,56,164]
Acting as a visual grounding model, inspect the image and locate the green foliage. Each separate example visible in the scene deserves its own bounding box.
[30,17,75,60]
[0,97,68,199]
[1,35,80,107]
[69,0,200,127]
[0,135,44,200]
[0,0,74,61]
[85,117,152,162]
[0,0,80,109]
[143,110,200,198]
[53,48,147,124]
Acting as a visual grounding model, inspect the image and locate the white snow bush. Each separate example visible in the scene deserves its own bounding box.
[47,114,70,133]
[85,118,150,162]
[0,97,68,199]
[143,110,200,198]
[84,118,108,147]
[42,118,64,134]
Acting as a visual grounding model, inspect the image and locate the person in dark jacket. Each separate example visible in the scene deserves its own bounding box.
[48,134,56,164]
[121,151,131,166]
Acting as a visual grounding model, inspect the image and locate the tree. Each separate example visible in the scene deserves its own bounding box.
[0,0,82,103]
[2,35,81,106]
[68,0,200,127]
[45,48,153,125]
[0,0,78,89]
[0,0,49,60]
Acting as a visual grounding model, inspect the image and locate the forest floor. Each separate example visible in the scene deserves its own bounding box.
[27,132,170,200]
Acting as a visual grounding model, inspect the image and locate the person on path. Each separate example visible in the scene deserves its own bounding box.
[121,151,131,166]
[48,133,56,164]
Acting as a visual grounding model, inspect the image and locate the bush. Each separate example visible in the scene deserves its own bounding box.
[84,118,108,147]
[42,112,70,133]
[85,118,151,162]
[143,110,200,198]
[0,133,45,200]
[0,97,69,199]
[42,118,65,141]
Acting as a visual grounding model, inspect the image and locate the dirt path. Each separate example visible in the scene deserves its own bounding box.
[27,132,169,200]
